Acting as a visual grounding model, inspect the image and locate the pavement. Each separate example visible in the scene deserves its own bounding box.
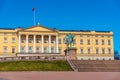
[0,72,120,80]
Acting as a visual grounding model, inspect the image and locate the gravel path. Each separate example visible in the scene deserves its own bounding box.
[0,72,120,80]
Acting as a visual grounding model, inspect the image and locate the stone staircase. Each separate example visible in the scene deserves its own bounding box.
[69,60,120,72]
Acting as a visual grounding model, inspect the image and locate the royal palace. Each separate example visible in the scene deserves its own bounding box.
[0,25,114,60]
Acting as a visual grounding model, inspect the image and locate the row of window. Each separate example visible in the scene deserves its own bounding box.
[4,37,15,43]
[3,46,112,54]
[80,48,112,54]
[21,38,111,45]
[95,39,111,45]
[3,47,62,53]
[75,39,111,45]
[4,37,56,43]
[4,47,15,53]
[21,38,56,43]
[3,37,111,46]
[20,46,62,53]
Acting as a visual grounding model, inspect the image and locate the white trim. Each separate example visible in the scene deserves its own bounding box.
[56,35,59,53]
[33,35,36,53]
[26,35,28,53]
[48,35,51,53]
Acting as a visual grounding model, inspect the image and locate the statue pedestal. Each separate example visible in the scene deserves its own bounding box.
[68,47,77,60]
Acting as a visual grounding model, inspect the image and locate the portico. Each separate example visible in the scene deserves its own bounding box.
[17,25,59,54]
[18,34,59,53]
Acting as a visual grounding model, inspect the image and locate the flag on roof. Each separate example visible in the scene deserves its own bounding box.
[32,8,35,12]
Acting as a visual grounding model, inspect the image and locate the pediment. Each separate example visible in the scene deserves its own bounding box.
[23,25,54,32]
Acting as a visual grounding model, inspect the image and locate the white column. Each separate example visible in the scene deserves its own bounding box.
[18,34,21,53]
[48,35,51,53]
[41,35,44,53]
[33,35,36,53]
[56,35,59,53]
[26,34,28,53]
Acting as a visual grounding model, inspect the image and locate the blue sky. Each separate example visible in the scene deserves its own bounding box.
[0,0,120,53]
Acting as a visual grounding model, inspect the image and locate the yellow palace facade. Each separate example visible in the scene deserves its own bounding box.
[0,25,114,60]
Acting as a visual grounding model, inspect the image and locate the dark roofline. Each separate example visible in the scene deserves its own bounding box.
[60,30,111,33]
[60,30,81,32]
[60,30,92,32]
[95,31,111,33]
[0,28,15,30]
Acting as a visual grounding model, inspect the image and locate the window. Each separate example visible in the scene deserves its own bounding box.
[51,47,54,53]
[102,39,104,45]
[12,38,15,43]
[108,40,111,45]
[20,46,24,53]
[51,39,54,43]
[95,48,99,54]
[58,39,61,44]
[87,39,90,45]
[44,47,47,53]
[4,37,7,43]
[36,38,39,43]
[95,39,98,45]
[102,48,105,54]
[44,38,47,43]
[36,47,39,53]
[58,47,61,53]
[29,38,32,43]
[28,46,32,52]
[21,38,24,43]
[108,48,111,54]
[73,39,76,44]
[80,48,84,54]
[87,48,90,54]
[4,46,7,53]
[12,47,15,53]
[80,39,83,45]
